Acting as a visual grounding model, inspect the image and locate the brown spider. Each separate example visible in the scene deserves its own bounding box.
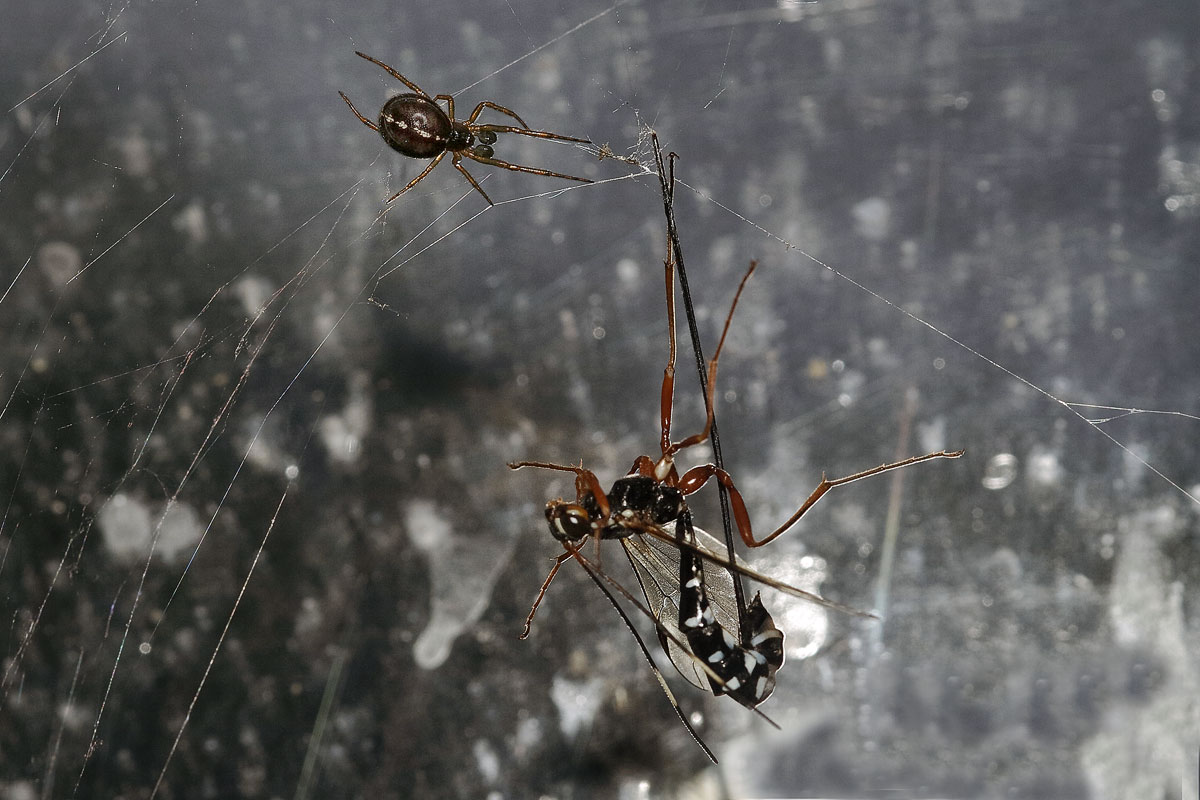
[338,51,593,205]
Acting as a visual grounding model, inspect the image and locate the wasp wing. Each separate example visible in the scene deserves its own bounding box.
[623,516,876,693]
[621,521,744,693]
[564,539,780,727]
[639,523,878,620]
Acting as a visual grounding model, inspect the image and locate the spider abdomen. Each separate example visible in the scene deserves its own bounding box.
[377,94,455,158]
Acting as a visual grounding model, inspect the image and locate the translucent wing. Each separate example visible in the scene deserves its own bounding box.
[565,539,782,728]
[621,521,745,693]
[623,518,875,695]
[637,522,878,620]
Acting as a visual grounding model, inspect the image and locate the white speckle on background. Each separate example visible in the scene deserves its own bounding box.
[852,196,891,241]
[982,453,1019,490]
[472,739,500,784]
[97,493,153,563]
[37,242,83,288]
[172,200,209,245]
[156,501,203,564]
[615,257,640,286]
[97,495,203,565]
[550,674,604,740]
[407,501,517,670]
[234,275,273,318]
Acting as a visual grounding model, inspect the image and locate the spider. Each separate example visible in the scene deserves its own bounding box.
[338,51,593,205]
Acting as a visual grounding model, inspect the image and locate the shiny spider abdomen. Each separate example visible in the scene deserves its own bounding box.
[377,94,461,158]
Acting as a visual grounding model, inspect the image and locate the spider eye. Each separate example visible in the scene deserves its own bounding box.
[477,130,498,145]
[545,502,591,542]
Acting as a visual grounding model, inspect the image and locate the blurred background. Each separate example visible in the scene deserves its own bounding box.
[1,1,1197,798]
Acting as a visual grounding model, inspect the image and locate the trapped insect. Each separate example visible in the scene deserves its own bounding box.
[339,51,593,205]
[511,254,962,757]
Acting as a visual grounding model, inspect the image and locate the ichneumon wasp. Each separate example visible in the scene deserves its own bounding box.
[511,243,963,759]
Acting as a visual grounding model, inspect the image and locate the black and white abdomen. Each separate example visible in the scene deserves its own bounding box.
[677,543,784,708]
[377,94,454,159]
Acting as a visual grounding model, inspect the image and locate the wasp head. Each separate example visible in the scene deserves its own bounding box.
[544,501,592,543]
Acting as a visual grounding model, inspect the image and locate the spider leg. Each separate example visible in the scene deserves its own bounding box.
[472,124,590,144]
[677,449,964,548]
[338,91,379,132]
[384,151,446,204]
[432,93,456,120]
[450,152,494,205]
[464,150,593,185]
[353,50,427,96]
[466,101,530,129]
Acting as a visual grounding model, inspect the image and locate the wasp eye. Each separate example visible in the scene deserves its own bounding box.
[545,502,591,542]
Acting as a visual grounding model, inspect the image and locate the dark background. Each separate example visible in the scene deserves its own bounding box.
[2,1,1197,798]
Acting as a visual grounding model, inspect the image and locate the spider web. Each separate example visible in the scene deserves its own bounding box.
[2,1,1198,798]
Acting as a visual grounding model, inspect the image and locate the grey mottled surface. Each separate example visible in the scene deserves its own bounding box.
[1,1,1198,798]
